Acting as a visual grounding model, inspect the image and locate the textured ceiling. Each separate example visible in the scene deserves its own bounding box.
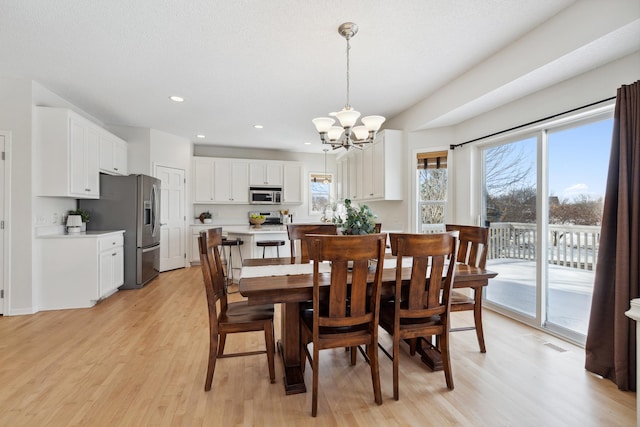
[1,0,636,153]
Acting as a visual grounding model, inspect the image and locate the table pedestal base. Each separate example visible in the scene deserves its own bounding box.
[278,341,306,394]
[416,338,443,371]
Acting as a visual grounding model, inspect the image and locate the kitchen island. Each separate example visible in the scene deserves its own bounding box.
[190,224,293,264]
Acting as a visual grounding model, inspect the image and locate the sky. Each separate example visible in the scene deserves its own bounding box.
[489,117,613,201]
[548,117,613,201]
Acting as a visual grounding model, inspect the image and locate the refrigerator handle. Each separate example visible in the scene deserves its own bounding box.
[151,184,159,237]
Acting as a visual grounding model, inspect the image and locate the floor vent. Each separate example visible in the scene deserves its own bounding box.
[544,342,568,353]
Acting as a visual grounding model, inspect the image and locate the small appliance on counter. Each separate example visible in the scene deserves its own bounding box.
[248,211,283,225]
[66,215,83,233]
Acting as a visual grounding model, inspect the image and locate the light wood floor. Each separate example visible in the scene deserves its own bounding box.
[0,266,634,426]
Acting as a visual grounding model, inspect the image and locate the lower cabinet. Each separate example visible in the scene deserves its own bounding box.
[38,232,124,310]
[99,235,125,297]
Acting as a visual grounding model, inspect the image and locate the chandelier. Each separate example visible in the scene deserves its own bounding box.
[312,22,385,151]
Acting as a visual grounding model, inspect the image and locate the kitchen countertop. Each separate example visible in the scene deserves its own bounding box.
[222,225,288,234]
[37,230,125,238]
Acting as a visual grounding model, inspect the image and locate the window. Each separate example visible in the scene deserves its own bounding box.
[309,172,333,216]
[417,151,448,232]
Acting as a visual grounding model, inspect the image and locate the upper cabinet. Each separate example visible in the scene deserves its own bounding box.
[249,161,283,186]
[35,107,101,198]
[193,157,249,203]
[99,130,128,176]
[347,149,362,200]
[360,129,402,201]
[338,129,403,202]
[283,162,304,204]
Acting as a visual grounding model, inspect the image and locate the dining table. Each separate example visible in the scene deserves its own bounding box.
[239,255,498,395]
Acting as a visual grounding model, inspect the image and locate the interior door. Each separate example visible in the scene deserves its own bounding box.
[156,165,186,272]
[0,133,5,314]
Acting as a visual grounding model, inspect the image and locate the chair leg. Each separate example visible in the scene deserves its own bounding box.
[204,333,218,391]
[312,346,320,417]
[473,291,487,353]
[217,333,227,356]
[368,339,382,405]
[409,338,417,356]
[440,330,455,390]
[392,336,400,400]
[264,320,276,384]
[350,346,357,365]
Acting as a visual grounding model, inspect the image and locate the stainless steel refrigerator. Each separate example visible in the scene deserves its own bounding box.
[80,174,161,289]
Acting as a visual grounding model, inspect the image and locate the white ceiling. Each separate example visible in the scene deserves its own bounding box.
[1,0,637,153]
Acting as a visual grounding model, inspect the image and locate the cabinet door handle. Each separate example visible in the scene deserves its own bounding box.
[112,253,117,256]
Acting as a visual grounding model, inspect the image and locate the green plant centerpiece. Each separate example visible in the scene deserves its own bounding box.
[332,198,377,235]
[68,208,90,223]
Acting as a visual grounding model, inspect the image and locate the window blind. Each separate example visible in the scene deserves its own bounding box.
[417,151,448,169]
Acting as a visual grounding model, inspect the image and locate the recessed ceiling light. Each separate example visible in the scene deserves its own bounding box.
[253,124,264,129]
[304,142,312,145]
[196,134,205,139]
[169,96,184,102]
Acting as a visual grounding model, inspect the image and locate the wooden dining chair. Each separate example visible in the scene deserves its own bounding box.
[378,232,458,400]
[286,223,337,263]
[445,224,490,352]
[300,233,387,416]
[198,228,276,391]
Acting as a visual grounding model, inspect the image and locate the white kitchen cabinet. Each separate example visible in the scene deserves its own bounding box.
[347,149,362,200]
[362,130,402,201]
[35,107,101,198]
[283,162,304,204]
[99,130,128,175]
[337,157,349,201]
[249,161,283,186]
[214,160,249,203]
[193,157,215,202]
[193,157,249,203]
[37,231,124,310]
[99,234,125,297]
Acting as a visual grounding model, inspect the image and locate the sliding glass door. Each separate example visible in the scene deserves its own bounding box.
[545,118,611,340]
[481,112,612,344]
[483,136,538,319]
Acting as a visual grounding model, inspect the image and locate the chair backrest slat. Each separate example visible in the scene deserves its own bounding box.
[390,232,458,321]
[308,234,386,328]
[287,224,338,263]
[199,228,227,315]
[445,224,489,269]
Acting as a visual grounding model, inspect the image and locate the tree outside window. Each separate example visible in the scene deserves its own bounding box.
[417,151,447,232]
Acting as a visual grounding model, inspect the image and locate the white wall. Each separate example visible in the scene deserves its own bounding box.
[0,77,33,314]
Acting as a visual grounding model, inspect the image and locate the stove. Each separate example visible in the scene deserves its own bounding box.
[248,211,282,225]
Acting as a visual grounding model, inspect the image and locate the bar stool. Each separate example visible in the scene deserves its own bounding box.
[256,240,285,258]
[221,237,244,290]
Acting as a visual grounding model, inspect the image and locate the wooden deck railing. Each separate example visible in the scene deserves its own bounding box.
[487,222,600,271]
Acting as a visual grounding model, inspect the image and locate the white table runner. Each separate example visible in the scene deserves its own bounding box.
[241,263,331,279]
[240,258,416,279]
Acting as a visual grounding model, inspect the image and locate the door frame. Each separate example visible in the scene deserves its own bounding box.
[0,131,12,315]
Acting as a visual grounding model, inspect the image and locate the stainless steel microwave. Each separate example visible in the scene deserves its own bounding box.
[249,186,282,205]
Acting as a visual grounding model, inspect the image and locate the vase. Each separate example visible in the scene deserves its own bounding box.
[203,218,212,224]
